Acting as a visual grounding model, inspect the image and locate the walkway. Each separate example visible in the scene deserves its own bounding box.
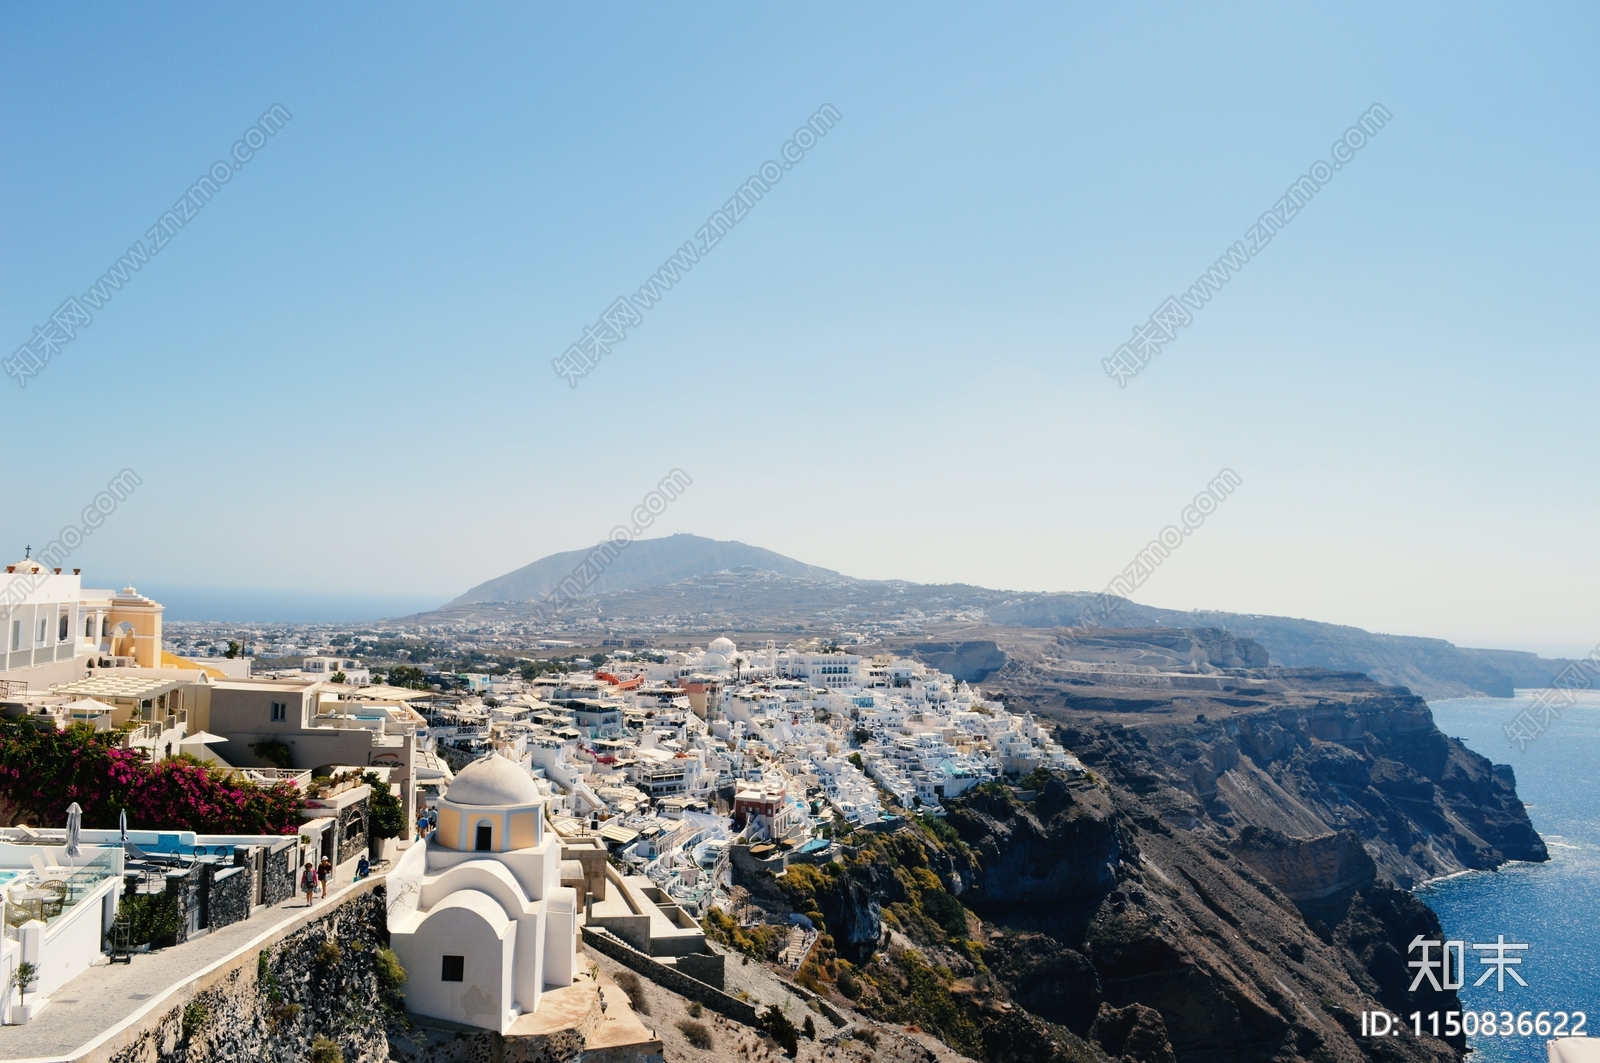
[0,869,379,1062]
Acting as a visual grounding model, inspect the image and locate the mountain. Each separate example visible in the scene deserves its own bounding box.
[447,533,843,606]
[427,537,1577,699]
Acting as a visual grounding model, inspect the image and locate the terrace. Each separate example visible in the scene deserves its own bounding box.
[0,841,125,1023]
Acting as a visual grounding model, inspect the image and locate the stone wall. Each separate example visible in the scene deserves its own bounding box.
[106,886,399,1063]
[671,951,726,990]
[580,925,758,1026]
[207,865,251,930]
[164,866,201,945]
[262,840,299,907]
[336,797,370,864]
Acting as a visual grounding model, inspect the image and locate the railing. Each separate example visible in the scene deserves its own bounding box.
[224,766,312,788]
[125,722,161,743]
[2,851,117,929]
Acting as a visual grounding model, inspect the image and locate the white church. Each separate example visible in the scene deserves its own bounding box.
[387,755,579,1032]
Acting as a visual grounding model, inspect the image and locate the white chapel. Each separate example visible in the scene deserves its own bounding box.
[387,754,578,1032]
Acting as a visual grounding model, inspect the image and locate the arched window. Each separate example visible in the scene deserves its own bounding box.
[475,823,493,851]
[101,617,109,638]
[58,614,68,641]
[85,616,94,639]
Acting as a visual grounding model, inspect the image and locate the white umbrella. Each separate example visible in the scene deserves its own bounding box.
[179,731,229,765]
[65,801,82,858]
[119,808,128,845]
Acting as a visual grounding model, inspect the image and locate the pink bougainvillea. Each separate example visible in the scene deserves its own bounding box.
[0,721,303,834]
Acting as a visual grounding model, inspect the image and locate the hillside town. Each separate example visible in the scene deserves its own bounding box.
[0,559,1078,1048]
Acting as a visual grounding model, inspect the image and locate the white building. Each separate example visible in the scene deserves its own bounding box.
[387,756,579,1033]
[297,656,371,686]
[1,555,167,688]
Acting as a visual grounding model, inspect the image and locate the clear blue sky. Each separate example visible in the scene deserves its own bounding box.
[2,4,1596,651]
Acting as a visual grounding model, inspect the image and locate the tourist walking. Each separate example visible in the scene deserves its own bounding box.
[301,860,317,906]
[416,810,429,840]
[317,855,332,898]
[356,853,370,879]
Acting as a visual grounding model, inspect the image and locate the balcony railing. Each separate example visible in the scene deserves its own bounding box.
[3,851,117,930]
[225,767,312,788]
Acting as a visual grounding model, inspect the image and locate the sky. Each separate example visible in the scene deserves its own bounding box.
[2,4,1597,652]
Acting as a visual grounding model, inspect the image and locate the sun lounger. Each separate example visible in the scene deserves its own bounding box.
[121,840,183,866]
[29,853,65,877]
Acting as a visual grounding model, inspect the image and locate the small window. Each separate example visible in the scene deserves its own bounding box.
[58,614,69,641]
[85,616,94,639]
[441,955,464,982]
[270,701,287,722]
[475,823,493,851]
[101,616,109,638]
[10,620,20,651]
[37,618,48,645]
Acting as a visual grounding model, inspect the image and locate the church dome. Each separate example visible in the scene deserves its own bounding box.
[709,636,736,655]
[444,755,541,806]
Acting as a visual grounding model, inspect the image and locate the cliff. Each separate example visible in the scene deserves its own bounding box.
[105,888,405,1063]
[1057,690,1546,889]
[737,675,1546,1063]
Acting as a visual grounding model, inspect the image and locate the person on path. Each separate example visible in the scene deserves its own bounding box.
[301,861,317,906]
[417,811,429,840]
[317,856,332,898]
[356,853,370,879]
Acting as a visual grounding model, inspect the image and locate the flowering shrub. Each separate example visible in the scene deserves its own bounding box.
[0,720,303,834]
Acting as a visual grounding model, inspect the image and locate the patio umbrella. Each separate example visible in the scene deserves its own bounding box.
[119,808,128,844]
[65,801,82,858]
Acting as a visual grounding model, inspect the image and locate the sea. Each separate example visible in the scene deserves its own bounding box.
[1418,690,1600,1061]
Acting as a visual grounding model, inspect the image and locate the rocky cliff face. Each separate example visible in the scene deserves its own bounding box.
[918,683,1543,1063]
[107,888,403,1063]
[755,675,1547,1063]
[1072,691,1547,888]
[945,774,1469,1063]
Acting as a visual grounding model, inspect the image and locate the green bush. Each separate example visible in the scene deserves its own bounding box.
[315,939,342,967]
[361,771,405,840]
[249,740,294,770]
[920,889,967,939]
[759,1006,799,1058]
[116,893,180,946]
[310,1033,343,1063]
[1019,766,1054,791]
[181,1000,208,1039]
[375,946,407,1001]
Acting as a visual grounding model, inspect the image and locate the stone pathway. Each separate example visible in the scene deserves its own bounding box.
[0,873,376,1061]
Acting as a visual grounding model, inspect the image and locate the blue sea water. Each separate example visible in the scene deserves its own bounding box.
[1418,691,1600,1061]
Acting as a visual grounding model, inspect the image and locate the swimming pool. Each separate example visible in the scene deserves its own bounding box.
[0,870,19,887]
